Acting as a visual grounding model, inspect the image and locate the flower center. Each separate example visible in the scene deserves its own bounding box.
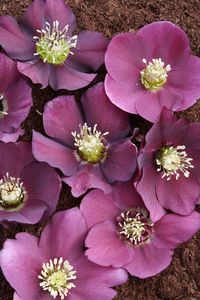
[38,257,77,300]
[0,173,25,210]
[156,145,194,180]
[140,58,171,91]
[0,94,8,118]
[116,209,154,246]
[33,20,78,65]
[72,123,108,163]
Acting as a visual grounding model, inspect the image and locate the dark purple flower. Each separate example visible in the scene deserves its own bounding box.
[0,208,128,300]
[0,142,61,224]
[0,0,108,91]
[135,108,200,221]
[105,21,200,122]
[80,181,200,278]
[32,83,137,197]
[0,53,32,141]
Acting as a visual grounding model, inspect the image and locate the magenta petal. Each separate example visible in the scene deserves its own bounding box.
[0,16,34,60]
[49,64,96,91]
[101,139,137,183]
[32,131,79,176]
[105,33,147,82]
[69,30,108,71]
[43,95,83,147]
[21,162,61,217]
[136,165,166,222]
[0,128,24,143]
[17,60,50,89]
[86,221,133,267]
[39,208,87,264]
[14,293,22,300]
[155,173,199,215]
[44,0,76,35]
[81,83,130,142]
[124,242,173,278]
[167,55,200,109]
[21,0,45,32]
[135,88,183,122]
[63,164,112,197]
[105,74,145,114]
[80,189,119,228]
[0,53,19,90]
[137,21,190,68]
[153,211,200,250]
[0,233,43,299]
[112,181,144,211]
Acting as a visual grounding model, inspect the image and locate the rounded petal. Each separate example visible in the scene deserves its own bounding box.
[105,74,145,114]
[49,64,96,91]
[21,0,46,32]
[137,21,190,69]
[39,208,87,264]
[0,233,43,299]
[86,221,133,268]
[0,16,34,60]
[101,139,137,183]
[63,164,112,197]
[124,242,173,278]
[69,30,108,71]
[155,172,199,215]
[17,60,50,89]
[153,211,200,249]
[21,162,61,217]
[32,131,79,176]
[81,82,131,142]
[167,55,200,109]
[0,142,34,178]
[0,53,19,91]
[80,189,119,228]
[112,181,144,211]
[43,95,83,147]
[105,32,147,82]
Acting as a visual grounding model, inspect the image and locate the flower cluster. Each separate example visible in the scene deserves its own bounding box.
[0,0,200,299]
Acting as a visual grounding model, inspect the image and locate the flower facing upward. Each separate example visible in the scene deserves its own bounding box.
[135,108,200,221]
[105,21,200,122]
[0,208,128,300]
[80,181,200,278]
[0,53,32,142]
[0,142,61,224]
[32,83,137,197]
[0,0,108,90]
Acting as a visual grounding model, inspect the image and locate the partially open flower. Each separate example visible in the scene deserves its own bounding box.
[80,181,200,278]
[0,208,128,299]
[0,142,61,224]
[105,21,200,122]
[32,83,137,197]
[136,108,200,221]
[0,54,32,142]
[0,0,108,91]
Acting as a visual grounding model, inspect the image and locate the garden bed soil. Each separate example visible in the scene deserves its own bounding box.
[0,0,200,299]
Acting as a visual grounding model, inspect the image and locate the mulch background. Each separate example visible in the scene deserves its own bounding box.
[0,0,200,299]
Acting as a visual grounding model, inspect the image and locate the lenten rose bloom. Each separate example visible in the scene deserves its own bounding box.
[0,53,32,141]
[0,142,61,224]
[80,181,200,278]
[105,21,200,122]
[135,108,200,222]
[0,0,108,91]
[32,83,137,197]
[0,208,128,300]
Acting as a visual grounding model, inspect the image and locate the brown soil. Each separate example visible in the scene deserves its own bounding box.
[0,0,200,299]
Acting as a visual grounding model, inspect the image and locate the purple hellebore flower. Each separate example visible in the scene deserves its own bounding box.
[0,53,32,141]
[80,181,200,279]
[0,141,61,224]
[105,21,200,122]
[32,82,137,197]
[135,108,200,222]
[0,0,108,91]
[0,208,128,300]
